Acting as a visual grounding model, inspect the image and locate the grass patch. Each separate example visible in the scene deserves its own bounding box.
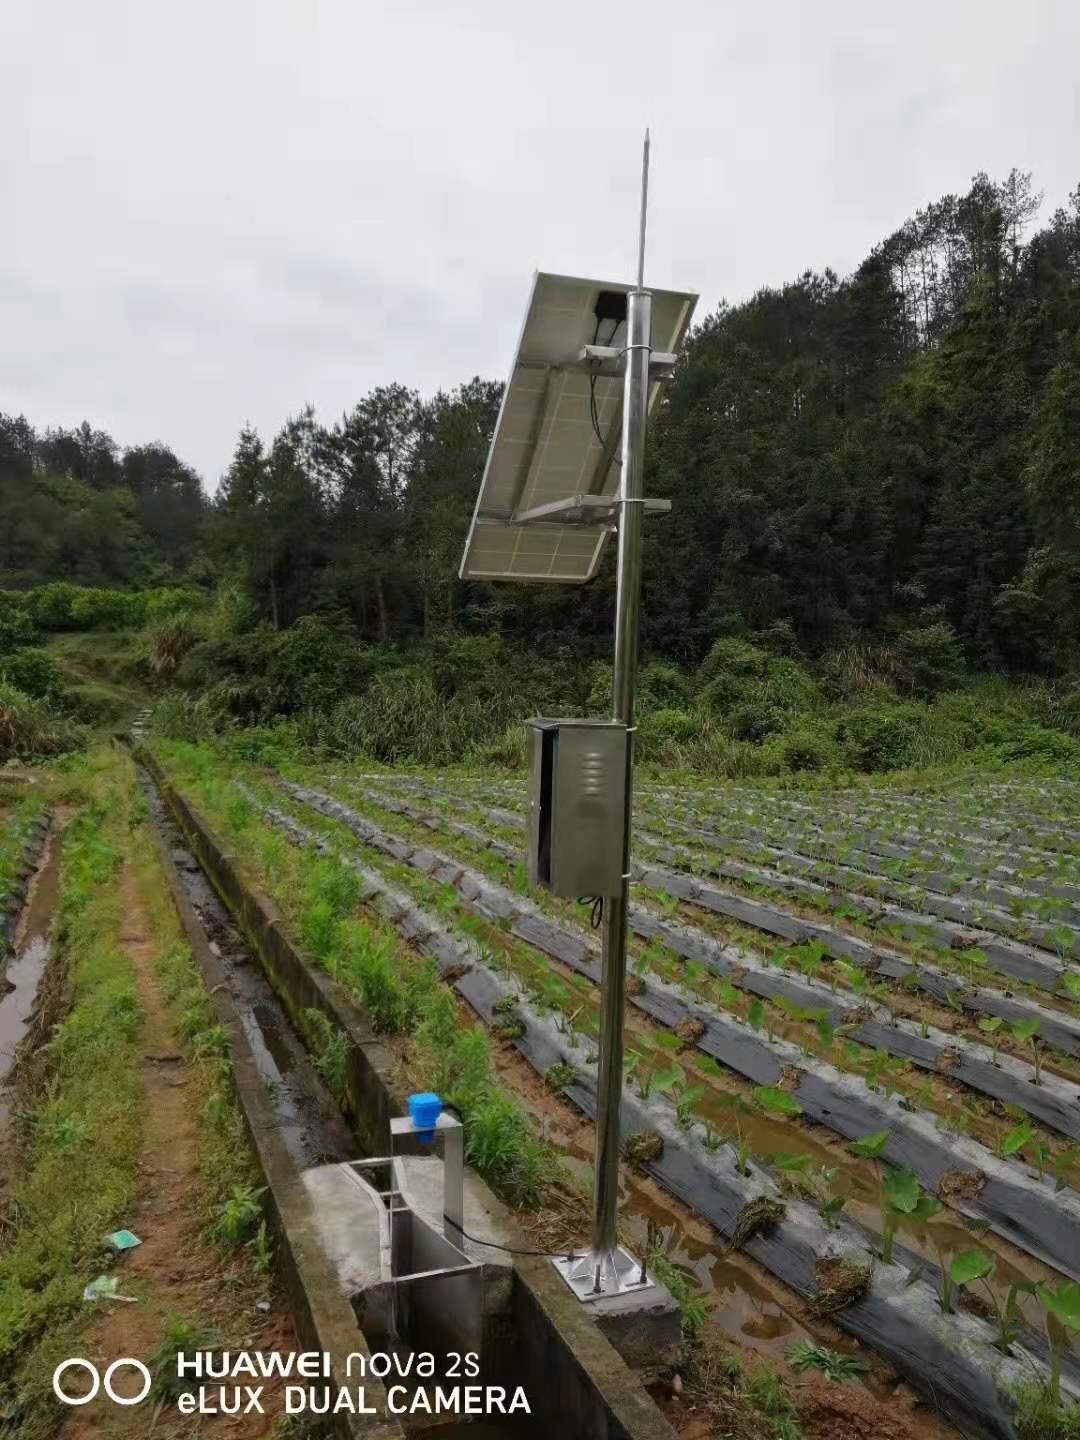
[0,755,143,1426]
[151,738,567,1211]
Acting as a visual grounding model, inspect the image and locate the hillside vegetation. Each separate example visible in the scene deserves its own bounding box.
[1,169,1078,773]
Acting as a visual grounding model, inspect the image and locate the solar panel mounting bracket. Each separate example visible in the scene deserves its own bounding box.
[576,345,678,380]
[511,493,671,529]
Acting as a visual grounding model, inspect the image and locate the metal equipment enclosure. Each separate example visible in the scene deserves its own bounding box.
[527,719,627,897]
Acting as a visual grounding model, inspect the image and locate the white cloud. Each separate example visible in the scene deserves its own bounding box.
[1,0,1077,483]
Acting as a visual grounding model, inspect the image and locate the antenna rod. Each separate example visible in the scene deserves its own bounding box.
[637,128,650,288]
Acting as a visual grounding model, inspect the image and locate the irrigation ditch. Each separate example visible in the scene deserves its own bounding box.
[154,759,1080,1440]
[0,805,56,1123]
[134,745,681,1440]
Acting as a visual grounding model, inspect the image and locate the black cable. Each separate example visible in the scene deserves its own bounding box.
[435,1099,584,1260]
[444,1214,583,1261]
[588,316,606,449]
[577,895,604,928]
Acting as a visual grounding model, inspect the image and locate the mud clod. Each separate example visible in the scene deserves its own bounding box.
[624,1130,664,1167]
[937,1167,986,1201]
[675,1017,706,1047]
[808,1256,872,1315]
[730,1195,785,1249]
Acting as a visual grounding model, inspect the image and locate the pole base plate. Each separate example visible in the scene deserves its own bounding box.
[549,1245,657,1303]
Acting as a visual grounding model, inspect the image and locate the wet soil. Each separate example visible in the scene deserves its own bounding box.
[58,862,296,1438]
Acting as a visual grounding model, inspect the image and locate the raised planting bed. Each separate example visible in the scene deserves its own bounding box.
[223,772,1080,1440]
[355,777,1080,1043]
[273,779,1080,1286]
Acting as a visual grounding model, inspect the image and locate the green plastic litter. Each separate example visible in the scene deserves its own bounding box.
[83,1276,137,1304]
[104,1229,142,1252]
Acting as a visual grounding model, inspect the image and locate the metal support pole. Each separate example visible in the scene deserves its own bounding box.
[586,284,652,1291]
[554,130,659,1302]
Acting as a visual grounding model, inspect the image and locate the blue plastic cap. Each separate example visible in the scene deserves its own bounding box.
[407,1092,443,1145]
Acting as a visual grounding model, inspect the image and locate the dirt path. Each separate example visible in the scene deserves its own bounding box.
[59,863,295,1436]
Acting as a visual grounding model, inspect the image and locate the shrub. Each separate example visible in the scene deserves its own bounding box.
[776,730,833,773]
[264,613,372,715]
[0,647,63,701]
[730,700,785,743]
[897,619,967,696]
[25,581,84,631]
[151,692,228,743]
[698,637,767,688]
[638,707,698,758]
[697,639,821,720]
[587,660,613,714]
[144,613,204,676]
[70,588,143,630]
[0,602,36,656]
[639,662,692,711]
[0,682,84,759]
[220,722,301,767]
[483,723,529,770]
[836,703,929,771]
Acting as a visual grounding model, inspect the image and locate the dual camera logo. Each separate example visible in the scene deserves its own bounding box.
[52,1358,152,1407]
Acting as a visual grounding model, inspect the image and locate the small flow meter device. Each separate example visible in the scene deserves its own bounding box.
[527,719,628,898]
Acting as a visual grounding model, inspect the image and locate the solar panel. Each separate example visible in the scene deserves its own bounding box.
[459,271,698,584]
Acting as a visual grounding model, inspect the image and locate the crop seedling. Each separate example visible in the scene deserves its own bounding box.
[1037,1281,1080,1404]
[624,1049,656,1100]
[978,1015,1005,1065]
[1012,1017,1044,1085]
[716,1092,755,1175]
[755,1085,804,1119]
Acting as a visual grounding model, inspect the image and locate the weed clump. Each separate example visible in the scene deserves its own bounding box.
[624,1130,664,1167]
[1010,1380,1080,1439]
[808,1256,872,1315]
[675,1017,706,1047]
[731,1195,786,1249]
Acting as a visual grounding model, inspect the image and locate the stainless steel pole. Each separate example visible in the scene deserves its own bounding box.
[588,283,652,1285]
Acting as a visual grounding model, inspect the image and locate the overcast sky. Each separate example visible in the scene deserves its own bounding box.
[2,0,1077,486]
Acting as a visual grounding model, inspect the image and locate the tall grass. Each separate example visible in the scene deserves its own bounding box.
[0,682,84,761]
[0,761,143,1426]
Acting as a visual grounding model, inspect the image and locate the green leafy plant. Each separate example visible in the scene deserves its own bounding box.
[978,1015,1005,1065]
[1037,1282,1080,1404]
[210,1183,265,1249]
[755,1085,804,1118]
[1012,1017,1044,1085]
[149,1315,222,1401]
[785,1341,870,1381]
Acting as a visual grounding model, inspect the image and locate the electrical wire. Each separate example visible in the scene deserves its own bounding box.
[437,1100,584,1260]
[588,316,621,451]
[577,894,604,928]
[444,1215,583,1262]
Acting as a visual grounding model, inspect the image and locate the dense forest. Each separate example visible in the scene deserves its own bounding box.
[2,169,1079,772]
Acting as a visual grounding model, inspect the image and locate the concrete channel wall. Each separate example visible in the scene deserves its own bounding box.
[137,746,675,1440]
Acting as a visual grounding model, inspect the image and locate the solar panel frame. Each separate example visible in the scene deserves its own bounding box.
[459,271,697,584]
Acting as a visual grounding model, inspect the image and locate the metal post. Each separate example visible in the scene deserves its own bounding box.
[549,130,663,1302]
[583,131,653,1293]
[586,283,652,1291]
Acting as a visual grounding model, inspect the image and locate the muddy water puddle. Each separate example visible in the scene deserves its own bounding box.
[140,774,353,1170]
[0,826,60,1116]
[515,1053,822,1369]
